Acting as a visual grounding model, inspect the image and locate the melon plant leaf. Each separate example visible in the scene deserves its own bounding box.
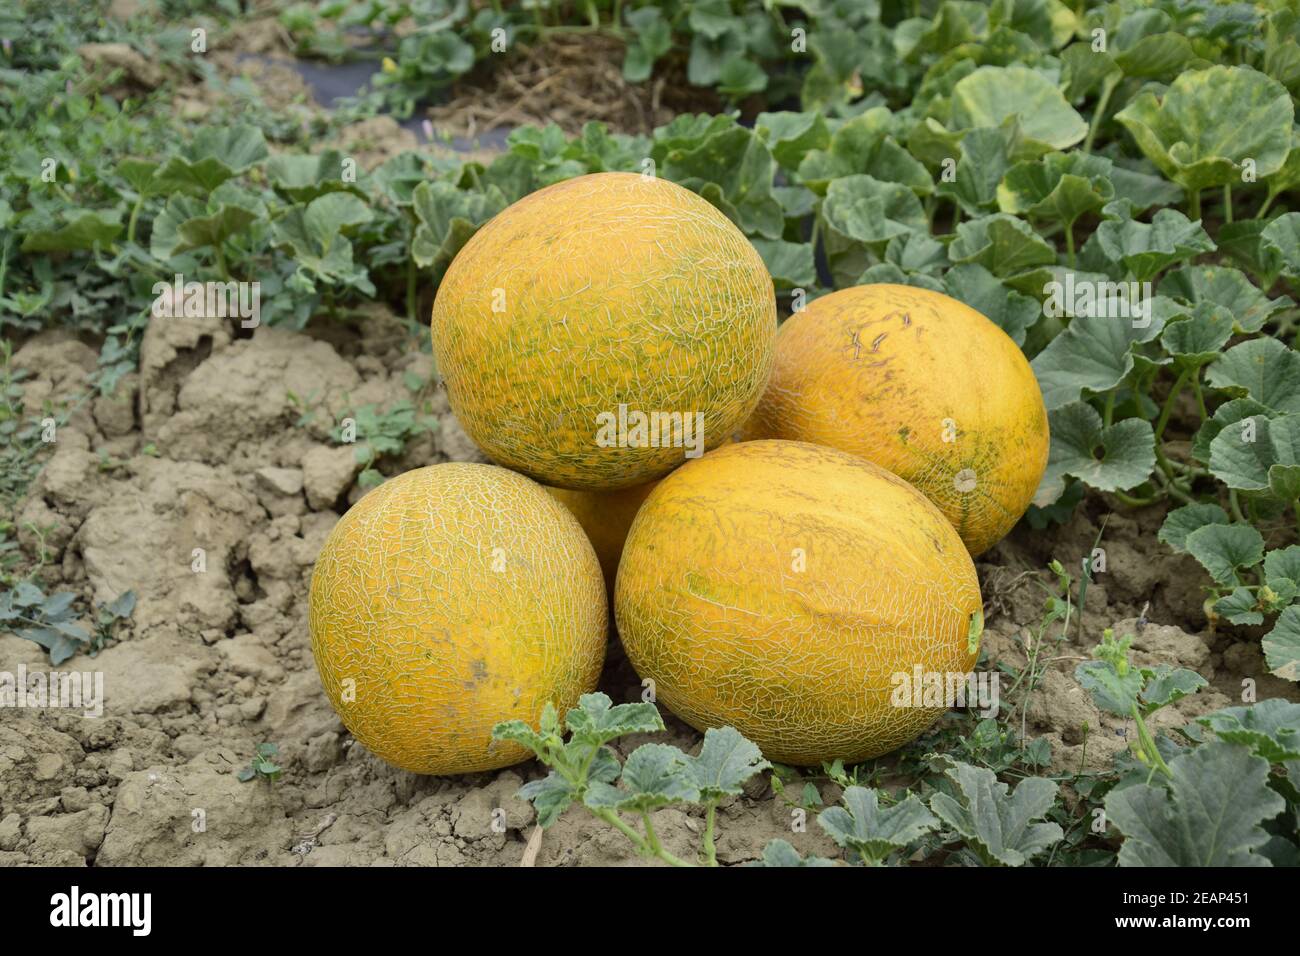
[821,174,927,248]
[1139,666,1208,715]
[1105,741,1284,866]
[621,6,672,83]
[948,213,1057,277]
[1184,523,1265,586]
[114,157,161,197]
[996,152,1115,228]
[928,761,1062,866]
[563,692,664,747]
[942,263,1040,345]
[1262,606,1300,681]
[154,124,269,195]
[1206,338,1300,413]
[267,150,366,204]
[755,111,831,172]
[1157,503,1230,552]
[1114,65,1295,192]
[1030,305,1166,409]
[1094,208,1215,283]
[1214,587,1264,626]
[17,627,81,667]
[1261,212,1300,282]
[584,743,699,812]
[1192,398,1274,463]
[796,108,932,196]
[517,772,577,829]
[1208,413,1300,495]
[1215,220,1285,287]
[1075,660,1144,716]
[816,787,938,864]
[1264,546,1300,603]
[750,238,816,290]
[686,726,770,800]
[1038,402,1155,499]
[950,65,1087,153]
[410,180,506,272]
[1160,266,1293,334]
[752,839,837,868]
[20,209,124,253]
[1160,303,1233,367]
[1197,699,1300,763]
[935,122,1022,217]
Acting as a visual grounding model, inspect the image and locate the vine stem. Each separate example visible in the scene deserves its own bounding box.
[1256,192,1275,220]
[1130,703,1173,778]
[1083,73,1119,155]
[640,811,694,867]
[1222,183,1233,224]
[1188,187,1201,221]
[702,802,718,866]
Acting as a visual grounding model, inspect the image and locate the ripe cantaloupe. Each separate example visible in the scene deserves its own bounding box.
[308,463,606,775]
[431,171,776,491]
[743,284,1048,556]
[545,481,658,591]
[614,440,982,766]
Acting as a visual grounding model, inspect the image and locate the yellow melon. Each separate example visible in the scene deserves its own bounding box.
[308,463,606,775]
[743,284,1048,556]
[614,440,982,766]
[431,171,776,491]
[545,481,658,591]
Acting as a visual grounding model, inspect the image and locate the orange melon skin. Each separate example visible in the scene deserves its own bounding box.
[308,463,607,775]
[431,171,776,491]
[545,481,658,592]
[614,440,982,767]
[742,284,1049,556]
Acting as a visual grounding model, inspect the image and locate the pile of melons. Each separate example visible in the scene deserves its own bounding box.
[308,172,1048,774]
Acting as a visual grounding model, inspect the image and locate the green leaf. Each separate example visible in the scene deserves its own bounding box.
[1214,587,1263,626]
[17,627,81,666]
[1184,523,1265,585]
[948,213,1057,276]
[752,839,837,867]
[1115,65,1295,192]
[1206,338,1300,413]
[1198,699,1300,763]
[1105,742,1284,866]
[756,111,831,172]
[621,6,672,83]
[410,180,506,272]
[817,787,938,863]
[821,174,927,247]
[1157,502,1229,552]
[154,125,269,194]
[1263,606,1300,681]
[935,122,1022,217]
[1030,305,1165,410]
[1261,212,1300,281]
[1094,208,1215,282]
[997,151,1115,227]
[1265,546,1300,603]
[929,761,1063,866]
[1208,412,1300,497]
[1076,660,1144,716]
[1139,665,1208,714]
[21,210,123,252]
[563,692,664,746]
[686,726,771,800]
[1159,302,1233,367]
[950,65,1087,153]
[518,772,576,828]
[583,743,699,812]
[267,150,365,204]
[1192,398,1273,463]
[798,108,933,195]
[750,239,816,290]
[1038,402,1155,498]
[942,263,1040,345]
[1160,265,1293,334]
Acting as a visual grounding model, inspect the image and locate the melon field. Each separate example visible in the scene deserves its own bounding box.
[2,0,1300,878]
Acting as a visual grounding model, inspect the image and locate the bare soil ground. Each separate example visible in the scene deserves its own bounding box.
[2,309,1295,867]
